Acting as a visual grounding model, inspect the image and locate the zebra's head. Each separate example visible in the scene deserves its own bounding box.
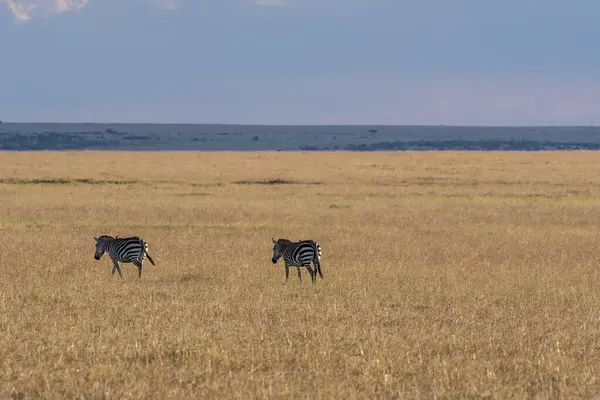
[93,235,112,260]
[271,238,290,264]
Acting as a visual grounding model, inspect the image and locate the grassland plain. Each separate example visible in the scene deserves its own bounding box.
[1,151,600,399]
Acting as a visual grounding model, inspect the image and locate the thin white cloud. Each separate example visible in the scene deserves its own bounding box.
[1,0,88,21]
[1,0,283,21]
[254,0,285,6]
[2,1,36,20]
[54,0,87,12]
[0,0,187,21]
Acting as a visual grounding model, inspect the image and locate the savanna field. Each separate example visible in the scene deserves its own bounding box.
[2,151,600,399]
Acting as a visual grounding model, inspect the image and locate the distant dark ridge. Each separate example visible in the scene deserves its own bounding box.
[2,128,600,151]
[335,140,600,151]
[0,132,121,150]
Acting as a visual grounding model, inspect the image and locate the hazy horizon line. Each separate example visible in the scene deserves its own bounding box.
[1,121,598,129]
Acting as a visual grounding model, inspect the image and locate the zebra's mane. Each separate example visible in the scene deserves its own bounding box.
[97,234,115,240]
[97,235,141,241]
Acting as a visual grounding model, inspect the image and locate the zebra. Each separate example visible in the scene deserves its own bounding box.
[271,238,323,284]
[93,235,156,279]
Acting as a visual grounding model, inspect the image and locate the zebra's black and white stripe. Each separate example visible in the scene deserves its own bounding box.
[93,235,156,279]
[271,238,323,284]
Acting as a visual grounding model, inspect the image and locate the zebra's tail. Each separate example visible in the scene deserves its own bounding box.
[146,253,156,266]
[143,242,156,266]
[315,242,323,279]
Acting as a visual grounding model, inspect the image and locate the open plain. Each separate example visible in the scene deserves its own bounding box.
[1,151,600,399]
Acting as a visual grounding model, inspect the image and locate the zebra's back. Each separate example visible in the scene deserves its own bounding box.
[287,240,320,266]
[111,236,146,263]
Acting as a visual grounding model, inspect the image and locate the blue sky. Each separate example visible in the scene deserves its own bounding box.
[1,0,599,125]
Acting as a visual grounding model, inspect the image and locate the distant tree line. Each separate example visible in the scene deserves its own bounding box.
[2,131,600,151]
[301,140,600,151]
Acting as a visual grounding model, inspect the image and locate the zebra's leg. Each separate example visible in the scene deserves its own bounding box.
[133,259,143,279]
[285,264,290,282]
[112,261,122,278]
[297,267,302,282]
[305,264,316,284]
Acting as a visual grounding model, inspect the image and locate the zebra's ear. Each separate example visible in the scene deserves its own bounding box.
[272,237,277,244]
[93,236,98,241]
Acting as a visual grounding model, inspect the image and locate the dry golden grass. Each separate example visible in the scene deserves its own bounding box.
[1,151,600,399]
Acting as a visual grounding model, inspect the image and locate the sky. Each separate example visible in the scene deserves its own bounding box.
[1,0,599,125]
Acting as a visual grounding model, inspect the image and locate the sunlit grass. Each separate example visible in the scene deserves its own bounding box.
[1,151,600,399]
